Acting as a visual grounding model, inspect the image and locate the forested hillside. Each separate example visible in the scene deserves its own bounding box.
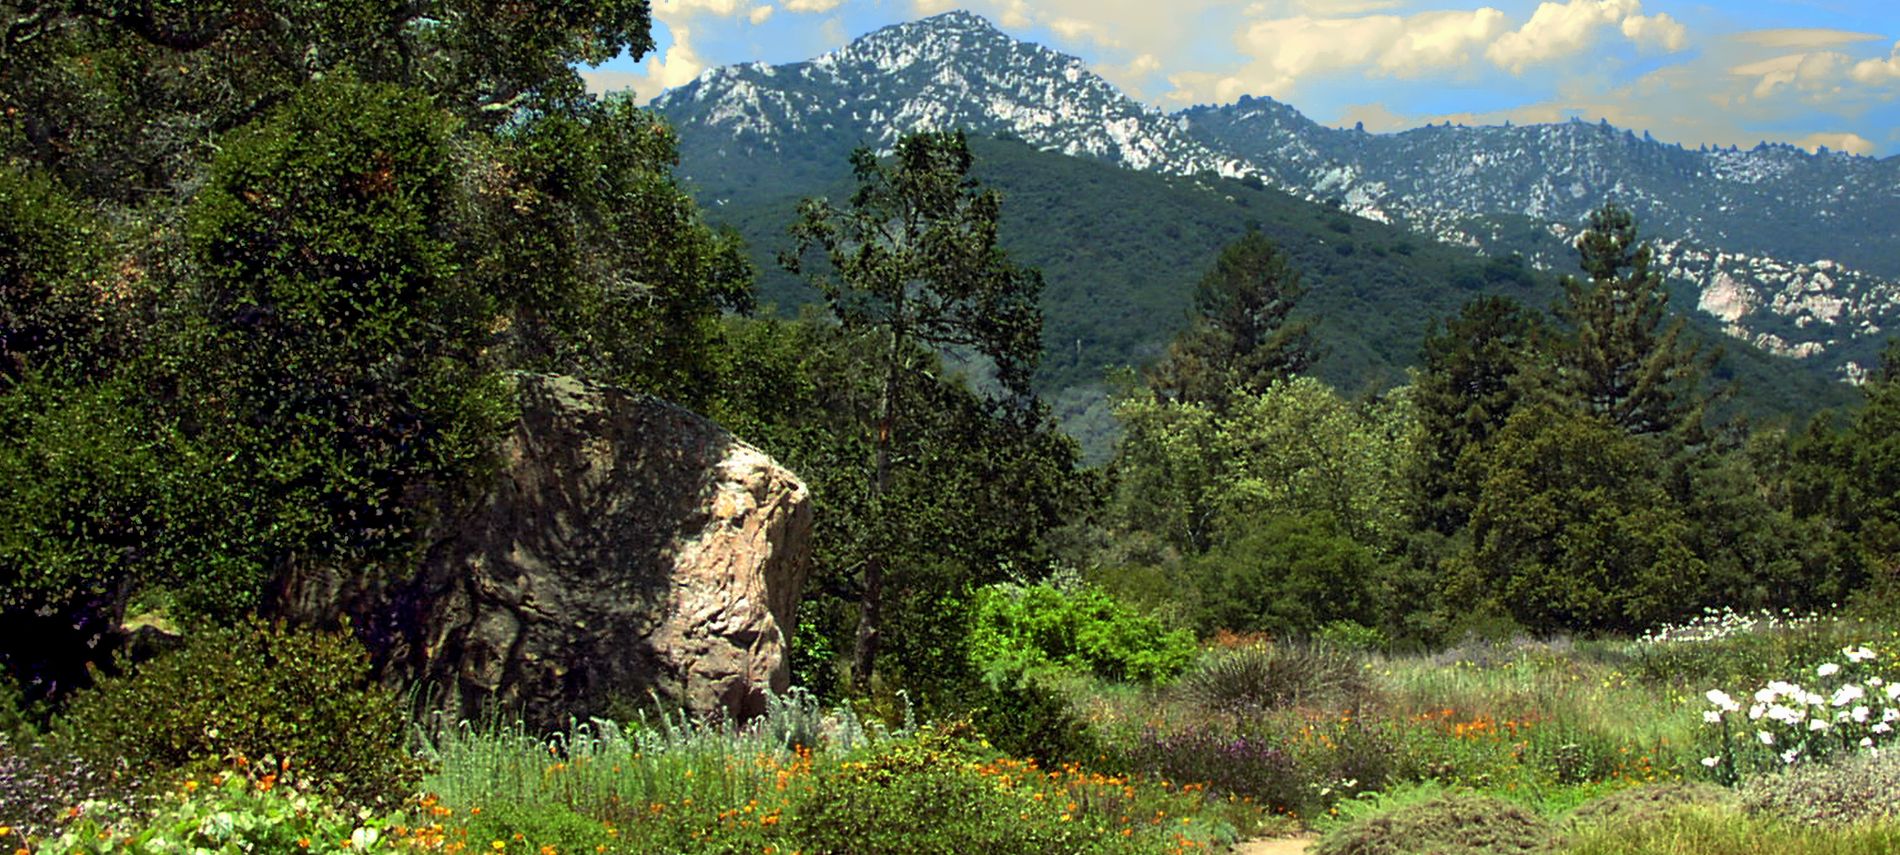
[711,135,1856,455]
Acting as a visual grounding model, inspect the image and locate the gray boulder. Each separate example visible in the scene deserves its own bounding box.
[274,374,812,727]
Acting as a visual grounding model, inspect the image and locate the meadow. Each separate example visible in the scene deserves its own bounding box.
[6,598,1899,854]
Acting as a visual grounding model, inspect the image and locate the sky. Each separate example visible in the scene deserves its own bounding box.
[581,0,1900,157]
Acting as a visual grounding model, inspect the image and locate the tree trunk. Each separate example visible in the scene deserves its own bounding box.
[851,328,906,693]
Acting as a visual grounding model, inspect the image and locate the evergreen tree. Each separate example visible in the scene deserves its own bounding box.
[782,130,1049,692]
[1148,229,1316,410]
[1412,295,1543,535]
[1554,204,1711,437]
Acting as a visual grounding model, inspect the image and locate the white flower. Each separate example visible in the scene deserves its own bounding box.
[1782,746,1804,764]
[1887,684,1900,701]
[1870,676,1885,688]
[1759,731,1776,745]
[1862,737,1876,748]
[1701,756,1721,768]
[1704,710,1723,724]
[1844,646,1877,663]
[1874,723,1894,735]
[1819,663,1843,678]
[1706,689,1741,711]
[1853,706,1872,723]
[1833,684,1866,706]
[1749,703,1766,721]
[1810,718,1832,732]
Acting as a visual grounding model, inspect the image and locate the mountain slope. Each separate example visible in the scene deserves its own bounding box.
[1180,98,1900,378]
[713,136,1855,456]
[656,11,1898,384]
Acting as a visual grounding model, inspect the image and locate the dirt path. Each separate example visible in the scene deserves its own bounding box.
[1231,834,1316,855]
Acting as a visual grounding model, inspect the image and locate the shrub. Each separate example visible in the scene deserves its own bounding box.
[1190,514,1389,637]
[1740,750,1900,828]
[55,619,417,807]
[968,582,1197,684]
[1123,720,1307,812]
[1312,791,1557,855]
[970,664,1100,767]
[1173,641,1371,715]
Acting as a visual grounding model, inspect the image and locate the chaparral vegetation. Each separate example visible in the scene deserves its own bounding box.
[3,2,1899,853]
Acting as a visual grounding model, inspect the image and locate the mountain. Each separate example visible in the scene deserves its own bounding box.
[1179,99,1899,379]
[652,10,1877,447]
[653,10,1253,199]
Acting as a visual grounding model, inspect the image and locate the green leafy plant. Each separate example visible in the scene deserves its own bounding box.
[968,582,1196,684]
[56,620,417,807]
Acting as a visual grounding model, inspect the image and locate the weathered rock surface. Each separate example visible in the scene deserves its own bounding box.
[273,374,812,726]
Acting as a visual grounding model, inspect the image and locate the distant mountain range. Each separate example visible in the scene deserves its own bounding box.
[652,9,1886,442]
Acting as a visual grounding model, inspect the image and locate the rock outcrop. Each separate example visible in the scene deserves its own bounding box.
[274,374,812,726]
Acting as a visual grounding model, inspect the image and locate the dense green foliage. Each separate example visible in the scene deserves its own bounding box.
[779,130,1065,692]
[968,582,1196,684]
[56,620,414,806]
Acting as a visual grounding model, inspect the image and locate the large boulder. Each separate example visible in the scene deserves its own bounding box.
[273,374,812,726]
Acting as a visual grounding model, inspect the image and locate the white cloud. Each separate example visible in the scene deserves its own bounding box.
[784,0,844,11]
[1733,51,1850,99]
[1851,42,1900,85]
[1737,29,1884,51]
[1795,132,1877,155]
[654,0,749,16]
[749,5,774,25]
[1621,13,1686,53]
[912,0,956,14]
[645,24,708,89]
[1212,9,1507,97]
[1485,0,1685,73]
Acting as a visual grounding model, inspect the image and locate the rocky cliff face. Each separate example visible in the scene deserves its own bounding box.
[274,374,813,727]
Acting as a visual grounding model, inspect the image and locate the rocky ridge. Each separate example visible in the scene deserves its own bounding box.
[653,10,1898,380]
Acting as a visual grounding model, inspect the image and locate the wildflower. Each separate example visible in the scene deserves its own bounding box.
[1810,719,1831,732]
[1862,737,1876,748]
[1781,747,1802,764]
[1703,710,1723,724]
[1844,646,1877,663]
[1832,684,1866,706]
[1701,756,1720,768]
[1819,663,1842,678]
[1705,689,1740,711]
[1758,731,1776,746]
[1853,706,1872,723]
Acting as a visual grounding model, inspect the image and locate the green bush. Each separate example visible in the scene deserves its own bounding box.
[1740,750,1900,828]
[1173,642,1372,715]
[56,620,417,807]
[970,664,1100,767]
[968,582,1196,684]
[1190,513,1390,637]
[1312,791,1557,855]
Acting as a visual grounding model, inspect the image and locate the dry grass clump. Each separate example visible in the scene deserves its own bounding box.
[1563,781,1734,830]
[1312,792,1555,855]
[1740,751,1900,828]
[1173,642,1371,715]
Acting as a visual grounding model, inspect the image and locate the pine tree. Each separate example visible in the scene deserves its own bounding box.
[1554,204,1711,437]
[1148,229,1316,411]
[1412,295,1543,535]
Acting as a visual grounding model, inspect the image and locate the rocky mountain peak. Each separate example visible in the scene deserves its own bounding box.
[655,13,1898,382]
